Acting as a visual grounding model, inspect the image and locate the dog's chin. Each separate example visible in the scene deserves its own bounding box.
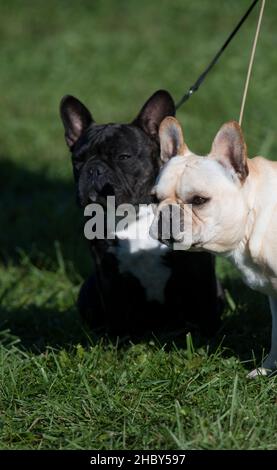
[158,236,198,251]
[190,245,202,252]
[83,191,132,210]
[159,238,174,248]
[81,183,117,207]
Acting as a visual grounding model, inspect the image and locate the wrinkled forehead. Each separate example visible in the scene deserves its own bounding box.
[74,124,143,157]
[156,154,231,199]
[180,154,227,183]
[155,155,188,198]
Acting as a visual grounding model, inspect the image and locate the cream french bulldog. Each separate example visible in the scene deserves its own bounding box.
[150,116,277,377]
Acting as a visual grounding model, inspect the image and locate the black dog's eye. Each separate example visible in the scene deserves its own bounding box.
[190,195,210,206]
[117,154,131,161]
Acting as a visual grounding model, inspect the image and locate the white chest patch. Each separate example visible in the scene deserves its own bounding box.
[229,247,271,295]
[108,206,171,302]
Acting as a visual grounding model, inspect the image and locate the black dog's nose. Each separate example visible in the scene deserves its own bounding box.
[89,166,109,194]
[90,167,103,179]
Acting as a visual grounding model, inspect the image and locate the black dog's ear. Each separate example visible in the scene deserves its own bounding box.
[60,95,94,149]
[133,90,175,139]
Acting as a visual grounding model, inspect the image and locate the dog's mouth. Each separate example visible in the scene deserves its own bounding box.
[190,242,203,251]
[88,183,115,204]
[99,183,115,198]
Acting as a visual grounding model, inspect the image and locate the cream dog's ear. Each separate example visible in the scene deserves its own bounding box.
[210,121,248,182]
[60,95,94,149]
[159,117,188,163]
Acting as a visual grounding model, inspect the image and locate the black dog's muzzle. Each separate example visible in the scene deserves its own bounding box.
[83,162,116,203]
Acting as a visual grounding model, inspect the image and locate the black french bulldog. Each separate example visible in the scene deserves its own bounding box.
[60,90,223,338]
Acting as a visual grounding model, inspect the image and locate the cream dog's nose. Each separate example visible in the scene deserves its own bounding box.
[150,203,183,246]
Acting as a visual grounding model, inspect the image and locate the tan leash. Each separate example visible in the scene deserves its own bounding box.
[239,0,266,127]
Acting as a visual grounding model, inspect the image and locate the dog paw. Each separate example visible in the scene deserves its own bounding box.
[247,367,269,378]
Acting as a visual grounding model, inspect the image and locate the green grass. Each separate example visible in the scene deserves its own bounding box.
[1,0,277,450]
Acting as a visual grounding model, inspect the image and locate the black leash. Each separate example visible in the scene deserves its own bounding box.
[175,0,260,110]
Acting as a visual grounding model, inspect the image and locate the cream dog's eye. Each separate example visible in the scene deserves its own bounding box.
[190,195,210,206]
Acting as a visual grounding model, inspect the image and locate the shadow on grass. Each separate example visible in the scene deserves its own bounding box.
[0,157,92,350]
[0,278,271,369]
[0,299,271,371]
[0,305,89,352]
[211,276,271,370]
[0,276,271,368]
[0,303,205,353]
[0,157,91,276]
